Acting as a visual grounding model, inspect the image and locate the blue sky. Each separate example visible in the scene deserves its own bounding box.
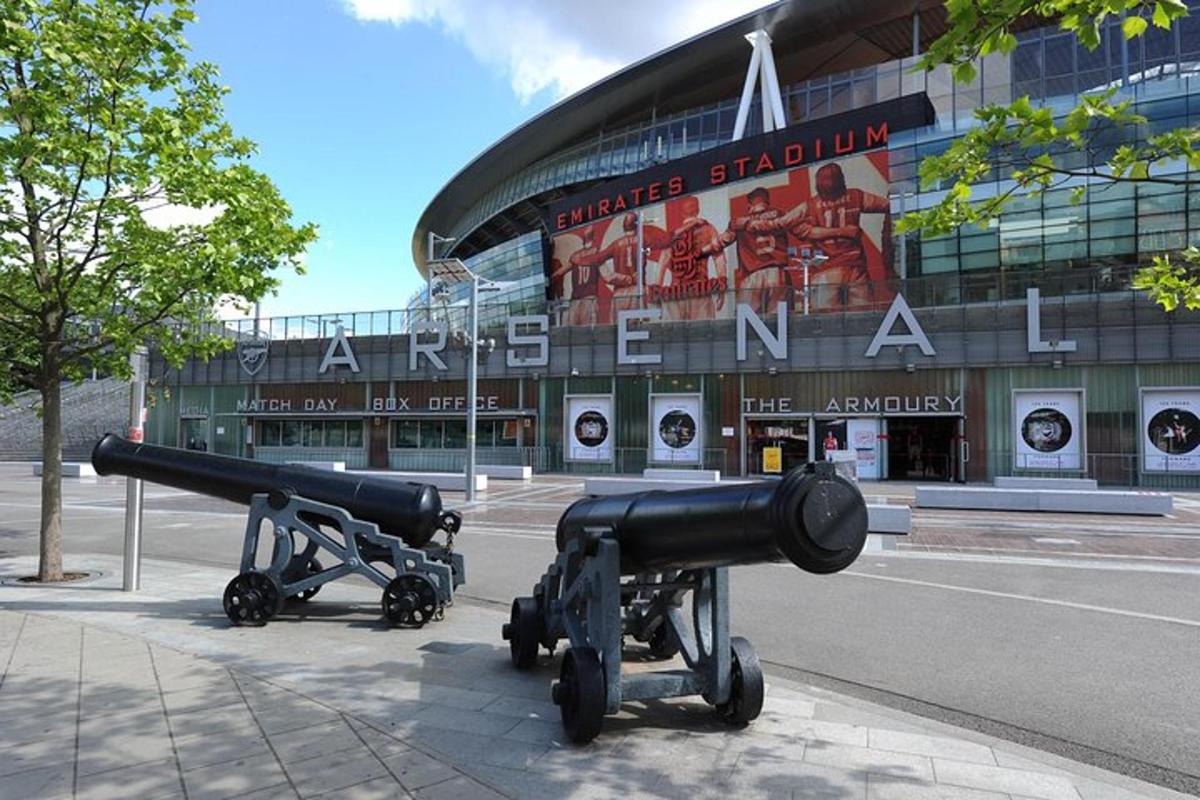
[186,0,771,318]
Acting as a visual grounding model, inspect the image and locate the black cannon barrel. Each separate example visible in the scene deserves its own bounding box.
[92,434,446,547]
[556,461,868,574]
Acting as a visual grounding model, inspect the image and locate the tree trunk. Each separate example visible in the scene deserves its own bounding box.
[38,366,64,582]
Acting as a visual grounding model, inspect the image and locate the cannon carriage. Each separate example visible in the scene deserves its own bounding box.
[502,461,868,743]
[92,434,464,627]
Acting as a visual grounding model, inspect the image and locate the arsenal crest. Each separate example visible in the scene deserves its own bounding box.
[236,334,270,377]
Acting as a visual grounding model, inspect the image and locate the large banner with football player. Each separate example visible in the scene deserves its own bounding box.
[548,150,894,325]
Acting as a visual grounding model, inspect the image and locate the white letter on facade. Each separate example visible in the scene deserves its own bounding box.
[736,301,788,361]
[865,295,935,357]
[1026,288,1077,353]
[506,314,550,367]
[617,309,662,365]
[409,321,448,371]
[318,325,361,373]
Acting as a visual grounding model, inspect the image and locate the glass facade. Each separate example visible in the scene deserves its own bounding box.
[420,3,1200,313]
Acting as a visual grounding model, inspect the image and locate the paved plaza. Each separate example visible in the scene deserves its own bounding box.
[0,555,1191,800]
[0,466,1197,798]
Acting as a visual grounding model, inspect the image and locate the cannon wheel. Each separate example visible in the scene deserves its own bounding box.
[505,597,541,670]
[282,556,323,602]
[648,621,680,660]
[382,573,439,628]
[719,636,764,725]
[554,647,605,744]
[223,571,284,627]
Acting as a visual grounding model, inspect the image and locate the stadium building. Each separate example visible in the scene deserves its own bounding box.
[148,0,1200,485]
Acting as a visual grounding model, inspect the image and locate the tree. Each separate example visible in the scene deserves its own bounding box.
[0,0,316,581]
[899,0,1200,310]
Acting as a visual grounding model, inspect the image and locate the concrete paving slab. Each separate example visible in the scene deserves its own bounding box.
[179,752,290,800]
[0,553,1190,800]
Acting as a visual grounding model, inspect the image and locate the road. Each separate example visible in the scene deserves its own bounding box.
[2,466,1198,794]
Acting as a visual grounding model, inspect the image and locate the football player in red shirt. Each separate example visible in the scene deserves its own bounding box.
[661,196,727,321]
[714,186,791,316]
[745,162,891,310]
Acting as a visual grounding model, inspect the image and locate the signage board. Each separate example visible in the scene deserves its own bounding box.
[1141,388,1200,473]
[762,446,783,474]
[1013,389,1084,470]
[651,394,702,465]
[566,394,614,462]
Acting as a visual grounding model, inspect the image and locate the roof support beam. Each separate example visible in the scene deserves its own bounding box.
[733,29,786,141]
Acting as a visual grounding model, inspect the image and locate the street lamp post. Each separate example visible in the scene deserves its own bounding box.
[635,211,661,306]
[427,257,501,503]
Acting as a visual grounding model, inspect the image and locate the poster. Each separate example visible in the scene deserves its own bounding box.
[1013,390,1083,470]
[762,446,782,474]
[1142,389,1200,473]
[566,395,613,462]
[847,418,880,480]
[549,150,894,325]
[651,394,702,464]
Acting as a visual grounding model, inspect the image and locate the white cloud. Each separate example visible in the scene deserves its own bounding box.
[342,0,776,103]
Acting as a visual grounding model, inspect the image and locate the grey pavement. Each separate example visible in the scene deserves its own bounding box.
[0,554,1191,800]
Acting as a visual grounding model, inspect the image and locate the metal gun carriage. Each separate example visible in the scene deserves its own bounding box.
[92,434,464,628]
[502,461,868,743]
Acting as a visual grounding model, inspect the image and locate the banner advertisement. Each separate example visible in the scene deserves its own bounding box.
[1142,389,1200,472]
[1013,390,1084,470]
[651,394,702,464]
[566,395,614,462]
[549,149,894,325]
[847,418,880,480]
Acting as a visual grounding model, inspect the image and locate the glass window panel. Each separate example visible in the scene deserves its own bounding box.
[809,85,828,118]
[498,419,519,446]
[1089,235,1136,256]
[474,420,494,448]
[347,423,363,448]
[1045,241,1089,261]
[961,251,999,270]
[423,420,445,449]
[281,420,300,447]
[1014,39,1043,83]
[1140,229,1187,250]
[443,420,467,449]
[261,421,281,447]
[918,255,959,274]
[831,82,852,114]
[326,421,346,448]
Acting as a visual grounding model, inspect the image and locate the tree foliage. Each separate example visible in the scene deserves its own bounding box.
[0,0,317,579]
[899,0,1200,310]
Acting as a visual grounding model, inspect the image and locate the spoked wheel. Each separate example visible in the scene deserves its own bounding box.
[501,597,541,670]
[381,573,440,628]
[647,621,680,660]
[718,636,764,725]
[552,647,605,744]
[223,571,284,627]
[281,556,323,602]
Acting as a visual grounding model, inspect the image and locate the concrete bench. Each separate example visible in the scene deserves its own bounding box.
[33,462,96,478]
[351,470,488,493]
[866,503,911,535]
[995,476,1098,491]
[914,486,1172,516]
[478,465,532,480]
[642,468,721,482]
[287,460,346,472]
[584,477,910,534]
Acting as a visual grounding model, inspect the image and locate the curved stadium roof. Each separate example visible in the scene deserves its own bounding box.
[412,0,952,276]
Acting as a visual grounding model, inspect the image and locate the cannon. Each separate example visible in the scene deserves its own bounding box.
[502,461,867,743]
[92,434,464,628]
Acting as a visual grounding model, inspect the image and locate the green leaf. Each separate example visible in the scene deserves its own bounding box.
[1123,15,1148,38]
